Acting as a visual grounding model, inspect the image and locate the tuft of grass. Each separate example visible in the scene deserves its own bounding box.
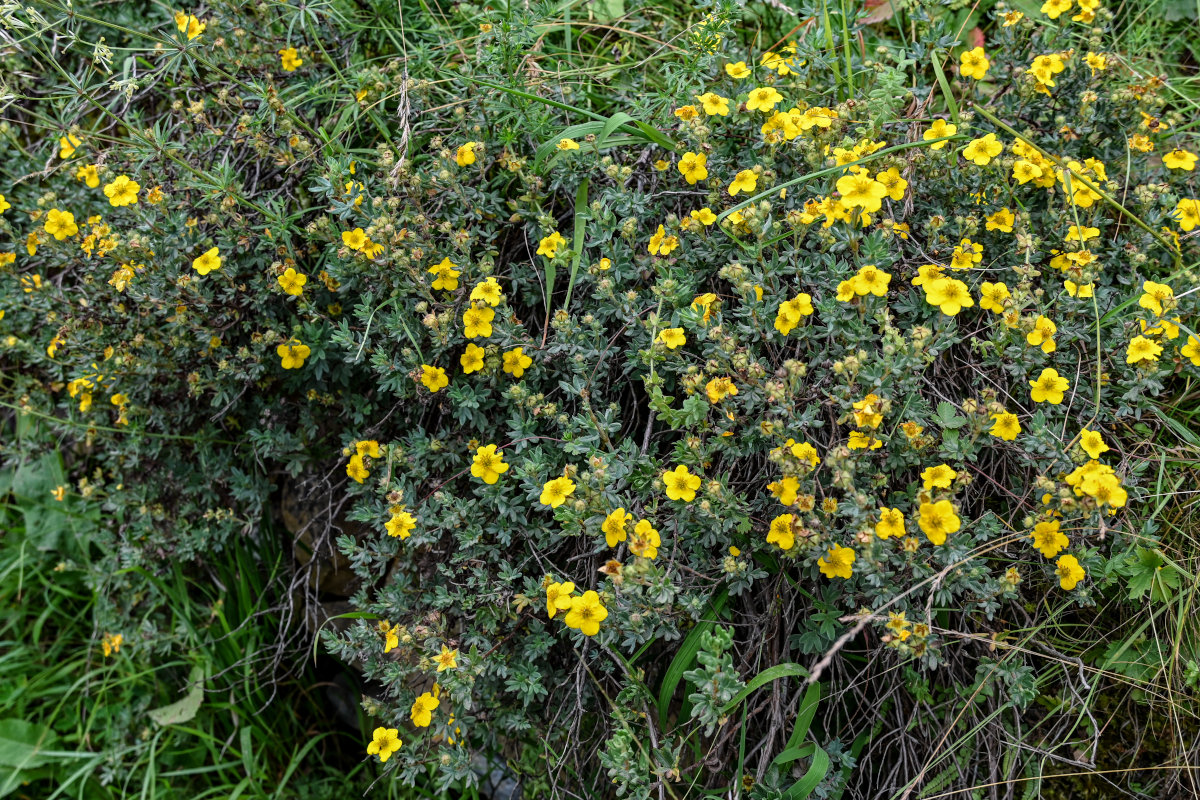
[0,424,382,799]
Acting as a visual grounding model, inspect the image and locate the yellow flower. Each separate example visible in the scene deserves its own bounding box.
[1056,554,1086,590]
[774,293,813,335]
[985,208,1014,233]
[817,544,855,579]
[1012,159,1044,185]
[921,464,957,490]
[799,107,838,130]
[918,500,960,545]
[648,224,679,256]
[279,46,303,72]
[1031,520,1068,558]
[678,151,708,184]
[705,376,737,404]
[1075,428,1109,460]
[629,519,660,559]
[769,476,798,505]
[978,282,1010,313]
[602,509,629,548]
[410,691,440,727]
[174,12,206,40]
[691,293,718,323]
[1030,53,1066,89]
[556,138,580,151]
[277,267,307,296]
[690,207,717,226]
[537,231,566,258]
[1065,280,1094,298]
[341,230,369,255]
[1175,198,1200,232]
[471,444,509,484]
[924,277,973,315]
[962,133,1003,165]
[1003,10,1024,25]
[1066,224,1100,242]
[460,343,486,374]
[923,118,957,150]
[428,257,460,290]
[1129,133,1154,152]
[463,306,495,339]
[766,513,795,550]
[455,141,478,166]
[761,50,796,76]
[420,364,449,392]
[728,169,758,196]
[1138,280,1174,316]
[434,644,459,672]
[385,509,416,538]
[564,591,607,636]
[851,264,891,297]
[502,347,532,377]
[835,173,888,213]
[546,581,575,617]
[990,412,1021,441]
[1163,149,1197,171]
[1026,315,1057,354]
[59,133,81,159]
[1126,335,1162,365]
[1029,368,1069,404]
[277,339,311,369]
[875,508,905,539]
[100,632,122,657]
[959,46,990,80]
[847,431,882,450]
[44,209,79,240]
[540,476,576,508]
[725,61,751,79]
[696,92,730,116]
[465,278,504,307]
[1040,0,1073,19]
[658,328,686,349]
[662,465,701,502]
[746,86,783,112]
[1181,336,1200,366]
[379,621,400,653]
[875,168,907,201]
[74,165,100,188]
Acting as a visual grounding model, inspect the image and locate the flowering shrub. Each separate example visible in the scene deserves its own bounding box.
[3,0,1199,796]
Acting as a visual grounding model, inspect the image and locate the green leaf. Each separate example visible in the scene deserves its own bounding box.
[0,719,58,770]
[657,588,729,730]
[934,402,967,429]
[930,52,960,123]
[147,665,205,726]
[562,178,590,312]
[719,663,810,714]
[783,681,821,751]
[589,0,625,21]
[1119,548,1181,603]
[783,743,830,799]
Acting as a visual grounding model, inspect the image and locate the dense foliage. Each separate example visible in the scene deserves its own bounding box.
[2,0,1199,797]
